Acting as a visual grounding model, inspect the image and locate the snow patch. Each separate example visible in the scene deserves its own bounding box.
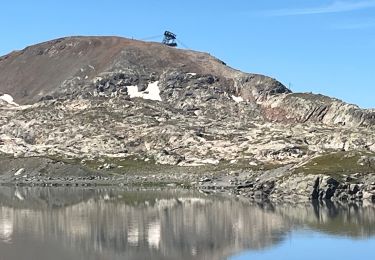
[0,94,18,106]
[187,73,197,76]
[231,95,244,103]
[127,81,162,101]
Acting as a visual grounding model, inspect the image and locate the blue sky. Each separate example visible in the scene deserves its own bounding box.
[0,0,374,108]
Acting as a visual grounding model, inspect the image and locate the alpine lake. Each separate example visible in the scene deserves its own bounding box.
[0,186,374,260]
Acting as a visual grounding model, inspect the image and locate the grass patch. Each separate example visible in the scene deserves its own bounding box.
[82,155,285,176]
[30,153,285,179]
[215,159,282,172]
[83,156,178,175]
[294,151,375,180]
[0,153,14,159]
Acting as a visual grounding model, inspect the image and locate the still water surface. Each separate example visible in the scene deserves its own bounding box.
[0,187,374,260]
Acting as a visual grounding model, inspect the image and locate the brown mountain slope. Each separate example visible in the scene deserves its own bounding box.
[0,36,286,104]
[0,36,373,127]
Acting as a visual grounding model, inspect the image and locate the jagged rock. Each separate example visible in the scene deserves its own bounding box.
[311,177,320,200]
[349,184,360,195]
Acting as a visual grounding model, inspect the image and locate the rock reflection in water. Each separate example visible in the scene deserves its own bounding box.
[0,187,374,260]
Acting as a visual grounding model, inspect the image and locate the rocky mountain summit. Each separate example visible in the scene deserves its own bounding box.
[0,36,374,202]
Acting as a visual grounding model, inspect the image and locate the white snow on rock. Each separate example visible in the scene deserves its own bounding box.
[0,94,19,106]
[231,95,244,103]
[127,81,162,101]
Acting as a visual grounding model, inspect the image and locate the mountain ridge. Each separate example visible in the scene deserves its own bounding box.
[0,36,373,127]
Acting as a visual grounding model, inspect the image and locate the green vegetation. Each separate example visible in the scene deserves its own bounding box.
[84,157,165,174]
[0,152,13,159]
[215,158,282,172]
[294,151,375,180]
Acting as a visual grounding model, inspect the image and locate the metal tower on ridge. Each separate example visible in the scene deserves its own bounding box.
[162,31,177,47]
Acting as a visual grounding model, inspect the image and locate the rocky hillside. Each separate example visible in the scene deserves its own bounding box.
[0,36,283,104]
[1,36,373,126]
[0,36,374,202]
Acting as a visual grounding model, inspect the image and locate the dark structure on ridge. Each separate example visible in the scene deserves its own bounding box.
[162,31,177,47]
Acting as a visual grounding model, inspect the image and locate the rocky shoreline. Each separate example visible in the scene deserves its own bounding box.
[1,156,374,204]
[198,170,375,203]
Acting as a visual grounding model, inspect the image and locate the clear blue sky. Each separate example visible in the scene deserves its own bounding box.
[1,0,374,108]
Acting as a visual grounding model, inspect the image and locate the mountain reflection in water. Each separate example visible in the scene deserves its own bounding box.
[0,187,374,260]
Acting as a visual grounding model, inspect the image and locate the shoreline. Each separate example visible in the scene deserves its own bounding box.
[1,156,375,204]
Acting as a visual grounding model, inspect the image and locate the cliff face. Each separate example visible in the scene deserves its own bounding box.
[0,36,374,168]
